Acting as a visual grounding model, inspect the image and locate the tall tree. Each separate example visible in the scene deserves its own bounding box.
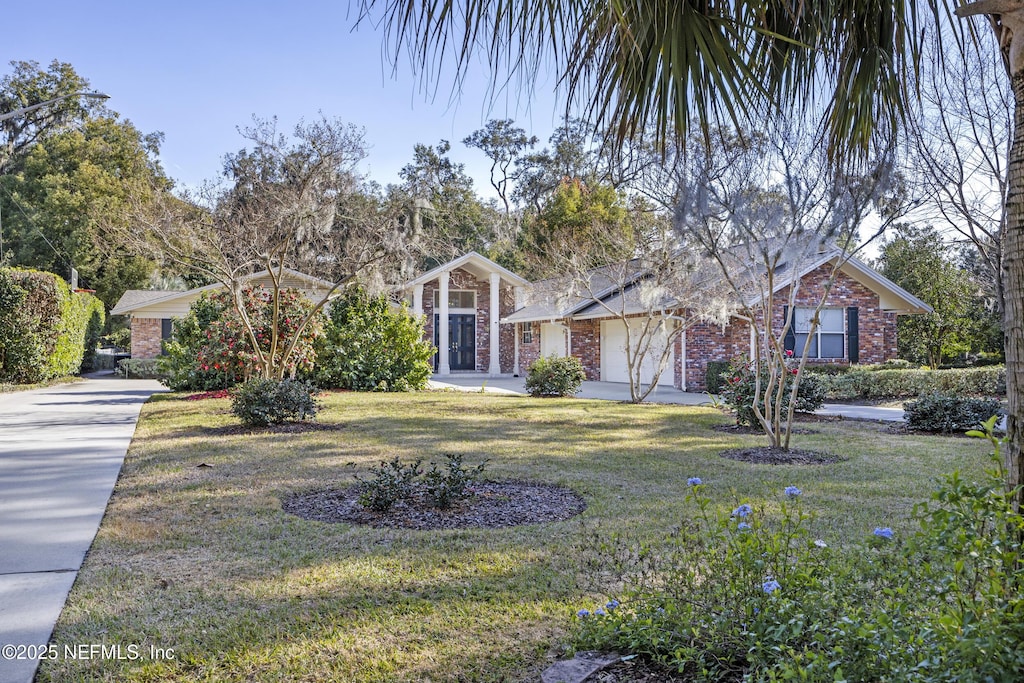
[462,119,536,215]
[360,0,1024,504]
[878,224,991,368]
[129,116,410,381]
[397,140,498,266]
[0,60,167,308]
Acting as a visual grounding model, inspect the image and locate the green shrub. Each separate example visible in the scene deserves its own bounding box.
[719,356,826,427]
[0,268,103,382]
[116,358,161,379]
[230,378,319,427]
[0,270,44,383]
[422,454,487,510]
[356,457,423,512]
[356,454,487,511]
[704,360,730,394]
[815,365,1005,400]
[572,426,1024,681]
[525,355,587,397]
[314,286,433,392]
[903,392,1003,433]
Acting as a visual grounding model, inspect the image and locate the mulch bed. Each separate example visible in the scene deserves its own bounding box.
[282,481,586,530]
[719,446,843,465]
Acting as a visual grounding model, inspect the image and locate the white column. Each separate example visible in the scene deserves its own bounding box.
[438,272,451,375]
[513,323,521,376]
[680,327,687,391]
[412,284,424,316]
[488,272,501,375]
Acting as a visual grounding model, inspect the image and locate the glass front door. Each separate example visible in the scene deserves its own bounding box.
[434,314,476,371]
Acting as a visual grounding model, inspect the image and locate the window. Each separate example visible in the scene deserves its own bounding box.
[794,308,844,359]
[521,325,533,344]
[433,289,476,310]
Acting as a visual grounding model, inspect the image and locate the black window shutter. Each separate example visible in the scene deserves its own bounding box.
[847,307,859,364]
[160,319,173,339]
[783,305,795,353]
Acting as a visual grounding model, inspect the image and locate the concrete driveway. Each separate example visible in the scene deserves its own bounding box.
[428,376,907,421]
[0,375,164,683]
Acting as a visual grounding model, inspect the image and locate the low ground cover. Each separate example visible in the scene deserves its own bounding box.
[39,391,992,681]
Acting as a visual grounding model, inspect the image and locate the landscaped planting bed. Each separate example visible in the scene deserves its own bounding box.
[38,391,993,681]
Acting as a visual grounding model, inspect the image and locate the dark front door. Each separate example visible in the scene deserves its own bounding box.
[434,314,476,371]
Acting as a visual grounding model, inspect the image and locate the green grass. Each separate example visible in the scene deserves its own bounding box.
[0,375,84,392]
[39,391,992,682]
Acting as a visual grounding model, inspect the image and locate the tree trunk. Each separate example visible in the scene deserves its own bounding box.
[1003,71,1024,508]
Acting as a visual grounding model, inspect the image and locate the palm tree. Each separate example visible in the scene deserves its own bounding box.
[359,0,1024,504]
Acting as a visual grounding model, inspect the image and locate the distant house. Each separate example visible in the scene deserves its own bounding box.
[116,249,930,392]
[110,270,334,359]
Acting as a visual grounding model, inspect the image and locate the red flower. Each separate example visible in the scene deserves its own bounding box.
[791,368,799,375]
[785,349,794,357]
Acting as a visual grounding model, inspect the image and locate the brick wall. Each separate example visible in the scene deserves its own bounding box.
[518,321,541,374]
[131,317,163,359]
[683,266,898,390]
[569,319,601,380]
[421,268,517,374]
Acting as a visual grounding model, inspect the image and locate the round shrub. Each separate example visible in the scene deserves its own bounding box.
[314,285,433,392]
[525,355,587,397]
[903,392,1003,433]
[230,378,319,426]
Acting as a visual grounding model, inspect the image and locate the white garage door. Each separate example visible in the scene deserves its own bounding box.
[601,319,674,387]
[540,323,566,358]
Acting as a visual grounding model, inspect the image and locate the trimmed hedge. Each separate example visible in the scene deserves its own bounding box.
[903,393,1004,433]
[810,365,1005,399]
[525,355,587,397]
[0,268,104,383]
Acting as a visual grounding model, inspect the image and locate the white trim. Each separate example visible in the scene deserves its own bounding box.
[405,251,529,288]
[438,272,451,375]
[488,272,501,375]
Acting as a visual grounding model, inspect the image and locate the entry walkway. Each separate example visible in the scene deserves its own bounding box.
[427,376,906,422]
[0,375,165,683]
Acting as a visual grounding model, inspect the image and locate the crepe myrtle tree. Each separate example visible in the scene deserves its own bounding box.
[535,190,732,403]
[130,115,412,381]
[674,122,910,449]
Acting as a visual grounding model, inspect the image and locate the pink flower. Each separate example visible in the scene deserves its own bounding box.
[785,349,794,357]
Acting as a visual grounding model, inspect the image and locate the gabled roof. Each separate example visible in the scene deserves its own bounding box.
[502,240,931,324]
[404,251,530,288]
[111,268,337,316]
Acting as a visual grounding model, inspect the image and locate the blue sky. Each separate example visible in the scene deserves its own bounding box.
[5,1,570,196]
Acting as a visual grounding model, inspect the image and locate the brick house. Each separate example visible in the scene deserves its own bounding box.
[116,249,928,393]
[110,270,334,359]
[497,246,930,391]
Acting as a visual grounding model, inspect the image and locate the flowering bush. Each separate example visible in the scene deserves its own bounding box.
[572,425,1024,681]
[159,288,323,391]
[719,354,825,426]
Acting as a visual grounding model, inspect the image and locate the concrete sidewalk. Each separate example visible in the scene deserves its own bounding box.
[0,374,165,683]
[428,375,907,422]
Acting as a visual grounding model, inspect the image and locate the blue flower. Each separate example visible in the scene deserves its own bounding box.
[762,578,781,594]
[732,504,752,518]
[784,486,802,497]
[687,477,703,486]
[577,609,590,618]
[737,521,752,531]
[873,527,894,539]
[594,608,606,616]
[606,599,620,610]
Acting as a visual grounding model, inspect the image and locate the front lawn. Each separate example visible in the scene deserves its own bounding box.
[39,391,991,681]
